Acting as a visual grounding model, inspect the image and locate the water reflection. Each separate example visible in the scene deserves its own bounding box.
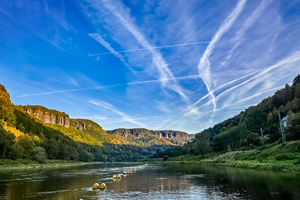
[0,163,299,199]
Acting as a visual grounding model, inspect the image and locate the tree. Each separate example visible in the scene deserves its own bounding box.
[17,134,35,159]
[272,85,293,108]
[244,106,267,133]
[294,83,300,99]
[194,133,213,158]
[292,74,300,86]
[284,84,293,103]
[291,97,300,113]
[286,113,300,140]
[0,84,15,126]
[0,127,15,158]
[246,132,260,146]
[163,155,168,161]
[43,138,60,159]
[32,147,47,163]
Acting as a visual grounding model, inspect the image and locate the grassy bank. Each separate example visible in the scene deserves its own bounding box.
[148,141,300,172]
[0,159,96,170]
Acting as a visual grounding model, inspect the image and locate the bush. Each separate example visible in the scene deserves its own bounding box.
[247,132,260,146]
[0,127,16,159]
[8,144,24,160]
[163,155,168,161]
[287,113,300,140]
[17,135,35,159]
[32,147,47,163]
[213,151,242,163]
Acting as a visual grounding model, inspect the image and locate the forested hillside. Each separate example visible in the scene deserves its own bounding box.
[107,128,191,146]
[152,75,300,159]
[0,84,177,163]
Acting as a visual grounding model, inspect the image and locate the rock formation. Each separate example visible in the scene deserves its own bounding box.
[22,106,70,128]
[70,119,101,131]
[107,128,192,145]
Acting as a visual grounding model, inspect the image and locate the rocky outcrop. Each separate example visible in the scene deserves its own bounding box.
[189,134,195,139]
[107,128,149,138]
[22,106,70,128]
[70,119,102,131]
[152,130,190,139]
[71,120,89,130]
[107,128,191,145]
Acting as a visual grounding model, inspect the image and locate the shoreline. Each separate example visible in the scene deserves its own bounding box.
[148,160,300,172]
[0,160,144,170]
[147,141,300,173]
[0,160,102,170]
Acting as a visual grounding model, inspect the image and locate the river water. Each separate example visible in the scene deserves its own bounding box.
[0,163,299,199]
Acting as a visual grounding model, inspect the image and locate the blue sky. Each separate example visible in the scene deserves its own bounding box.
[1,0,300,134]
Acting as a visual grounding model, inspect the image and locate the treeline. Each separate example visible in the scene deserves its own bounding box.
[0,85,170,163]
[1,108,169,163]
[152,75,300,159]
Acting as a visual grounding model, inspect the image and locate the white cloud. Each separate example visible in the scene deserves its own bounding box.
[88,33,127,64]
[197,0,247,116]
[216,51,300,107]
[220,0,273,67]
[165,50,300,130]
[89,41,210,56]
[89,0,189,101]
[89,100,147,127]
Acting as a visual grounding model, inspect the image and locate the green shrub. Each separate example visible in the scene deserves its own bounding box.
[247,132,260,146]
[163,155,169,161]
[32,147,47,163]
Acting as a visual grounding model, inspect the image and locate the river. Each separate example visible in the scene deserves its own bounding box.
[0,163,299,199]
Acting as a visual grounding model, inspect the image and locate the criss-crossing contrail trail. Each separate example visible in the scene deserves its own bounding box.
[89,41,210,56]
[14,74,201,98]
[197,0,247,119]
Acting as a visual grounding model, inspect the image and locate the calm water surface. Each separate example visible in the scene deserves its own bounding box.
[0,163,299,199]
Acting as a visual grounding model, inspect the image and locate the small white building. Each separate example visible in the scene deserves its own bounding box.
[281,116,288,127]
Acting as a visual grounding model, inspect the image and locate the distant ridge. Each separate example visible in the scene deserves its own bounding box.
[107,128,191,145]
[0,83,190,162]
[19,106,190,147]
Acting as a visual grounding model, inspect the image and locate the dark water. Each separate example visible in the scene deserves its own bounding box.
[0,163,299,200]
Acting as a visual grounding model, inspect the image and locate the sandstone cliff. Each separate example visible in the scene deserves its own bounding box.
[22,105,70,128]
[107,128,191,145]
[70,119,103,131]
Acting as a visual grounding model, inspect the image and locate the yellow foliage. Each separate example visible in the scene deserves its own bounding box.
[45,124,106,146]
[3,123,25,140]
[33,135,40,142]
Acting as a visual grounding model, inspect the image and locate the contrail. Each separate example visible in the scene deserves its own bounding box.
[88,0,192,101]
[89,41,210,56]
[197,0,247,118]
[14,74,201,98]
[89,33,126,62]
[221,0,272,67]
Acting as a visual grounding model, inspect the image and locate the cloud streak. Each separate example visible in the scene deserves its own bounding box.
[221,0,272,67]
[89,100,146,127]
[166,50,300,129]
[97,0,188,101]
[89,41,210,56]
[14,74,200,98]
[215,51,300,105]
[197,0,247,116]
[193,51,300,115]
[14,88,87,97]
[89,33,126,64]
